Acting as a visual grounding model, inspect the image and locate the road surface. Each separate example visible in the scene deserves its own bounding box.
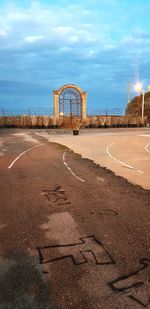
[0,128,150,309]
[36,127,150,190]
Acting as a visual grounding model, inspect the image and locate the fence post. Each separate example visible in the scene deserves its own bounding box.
[2,108,5,128]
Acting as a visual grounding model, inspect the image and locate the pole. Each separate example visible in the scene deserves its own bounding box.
[70,99,72,128]
[2,108,5,128]
[142,90,145,124]
[127,81,130,104]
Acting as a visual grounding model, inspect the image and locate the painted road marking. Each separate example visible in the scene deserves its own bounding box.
[106,142,144,174]
[8,144,44,169]
[62,151,85,183]
[62,141,106,183]
[145,143,150,154]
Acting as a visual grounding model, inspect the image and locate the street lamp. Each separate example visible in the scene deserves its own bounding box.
[134,82,142,93]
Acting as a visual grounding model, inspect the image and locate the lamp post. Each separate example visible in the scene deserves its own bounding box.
[141,89,145,124]
[127,81,130,104]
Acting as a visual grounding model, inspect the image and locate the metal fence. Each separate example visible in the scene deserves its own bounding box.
[0,107,125,117]
[0,108,53,116]
[87,108,125,116]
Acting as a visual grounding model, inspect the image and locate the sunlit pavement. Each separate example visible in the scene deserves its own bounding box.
[36,127,150,190]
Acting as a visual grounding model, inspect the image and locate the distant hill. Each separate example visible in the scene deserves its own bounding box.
[126,91,150,122]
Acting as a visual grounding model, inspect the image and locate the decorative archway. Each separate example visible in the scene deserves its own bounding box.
[53,84,87,119]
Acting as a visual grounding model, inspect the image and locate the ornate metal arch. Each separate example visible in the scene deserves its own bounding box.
[53,84,87,120]
[59,87,81,116]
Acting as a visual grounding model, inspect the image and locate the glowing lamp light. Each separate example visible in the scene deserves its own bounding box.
[147,85,150,91]
[134,82,142,92]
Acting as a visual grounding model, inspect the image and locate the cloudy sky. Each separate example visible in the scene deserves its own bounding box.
[0,0,150,113]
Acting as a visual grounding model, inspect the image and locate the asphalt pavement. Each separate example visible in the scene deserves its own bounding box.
[0,128,150,309]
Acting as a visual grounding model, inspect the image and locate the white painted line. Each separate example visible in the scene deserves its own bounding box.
[137,170,144,174]
[8,143,44,169]
[62,151,85,182]
[145,143,150,154]
[106,142,144,174]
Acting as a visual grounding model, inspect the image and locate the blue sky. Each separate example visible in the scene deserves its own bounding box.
[0,0,150,113]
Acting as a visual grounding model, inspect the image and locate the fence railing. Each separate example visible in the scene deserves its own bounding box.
[87,108,125,116]
[0,108,53,116]
[0,107,125,117]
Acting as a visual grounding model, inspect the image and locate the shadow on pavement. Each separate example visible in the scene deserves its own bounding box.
[0,249,59,309]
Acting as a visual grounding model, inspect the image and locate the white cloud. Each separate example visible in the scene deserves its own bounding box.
[0,2,114,50]
[58,46,73,53]
[53,26,74,35]
[68,35,79,43]
[0,30,7,37]
[25,35,44,43]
